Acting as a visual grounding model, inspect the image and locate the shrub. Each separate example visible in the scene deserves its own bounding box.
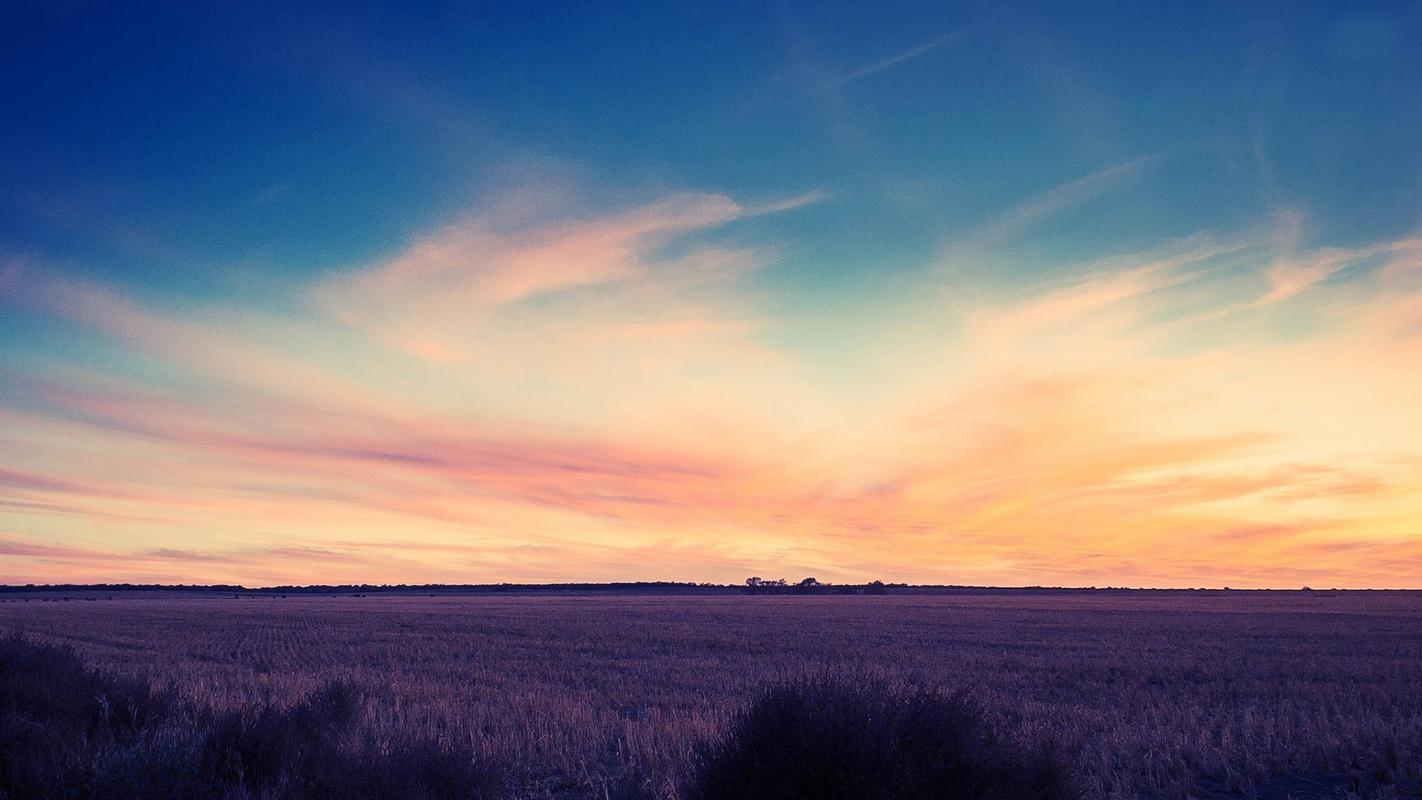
[194,682,361,793]
[685,677,1079,800]
[0,632,506,800]
[1,632,175,797]
[194,684,505,799]
[0,631,173,735]
[357,740,509,800]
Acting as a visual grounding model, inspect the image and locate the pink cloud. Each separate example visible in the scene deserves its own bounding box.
[316,188,820,362]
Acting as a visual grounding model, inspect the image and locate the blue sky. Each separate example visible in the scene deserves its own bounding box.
[2,1,1421,586]
[7,2,1417,295]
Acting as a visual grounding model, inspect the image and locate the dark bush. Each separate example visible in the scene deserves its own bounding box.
[355,740,509,800]
[194,683,504,799]
[1,633,175,797]
[685,677,1079,800]
[0,633,507,800]
[0,632,173,735]
[194,683,358,793]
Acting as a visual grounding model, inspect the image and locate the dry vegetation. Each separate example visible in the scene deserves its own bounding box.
[3,591,1420,799]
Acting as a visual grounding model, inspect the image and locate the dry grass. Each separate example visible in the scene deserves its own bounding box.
[4,591,1420,799]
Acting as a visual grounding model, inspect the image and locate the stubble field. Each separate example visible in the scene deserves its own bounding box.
[4,591,1420,799]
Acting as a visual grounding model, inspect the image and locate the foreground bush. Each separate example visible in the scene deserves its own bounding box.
[0,633,506,799]
[685,677,1080,800]
[1,632,177,795]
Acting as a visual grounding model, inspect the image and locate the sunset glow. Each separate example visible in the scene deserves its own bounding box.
[3,4,1420,587]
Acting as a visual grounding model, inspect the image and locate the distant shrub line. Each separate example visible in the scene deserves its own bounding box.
[2,633,1080,799]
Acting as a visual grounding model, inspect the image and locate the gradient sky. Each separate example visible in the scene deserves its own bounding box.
[3,1,1421,588]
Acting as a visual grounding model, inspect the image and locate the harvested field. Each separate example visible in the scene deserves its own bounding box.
[4,591,1420,799]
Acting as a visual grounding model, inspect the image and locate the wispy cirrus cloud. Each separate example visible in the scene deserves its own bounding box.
[968,154,1161,245]
[819,29,974,92]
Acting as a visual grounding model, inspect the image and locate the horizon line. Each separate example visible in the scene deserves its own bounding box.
[3,581,1417,593]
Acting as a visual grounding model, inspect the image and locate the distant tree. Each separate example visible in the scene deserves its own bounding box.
[864,580,888,595]
[771,578,787,587]
[792,577,822,595]
[745,577,762,588]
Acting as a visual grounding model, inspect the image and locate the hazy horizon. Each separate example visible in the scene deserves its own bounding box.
[5,579,1418,592]
[3,3,1421,588]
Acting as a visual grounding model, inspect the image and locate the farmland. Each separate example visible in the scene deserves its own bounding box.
[3,591,1420,799]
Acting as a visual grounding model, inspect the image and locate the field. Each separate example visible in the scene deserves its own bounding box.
[4,591,1421,799]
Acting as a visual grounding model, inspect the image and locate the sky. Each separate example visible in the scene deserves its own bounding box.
[2,1,1421,588]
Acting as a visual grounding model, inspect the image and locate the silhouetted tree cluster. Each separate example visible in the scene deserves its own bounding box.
[742,578,893,595]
